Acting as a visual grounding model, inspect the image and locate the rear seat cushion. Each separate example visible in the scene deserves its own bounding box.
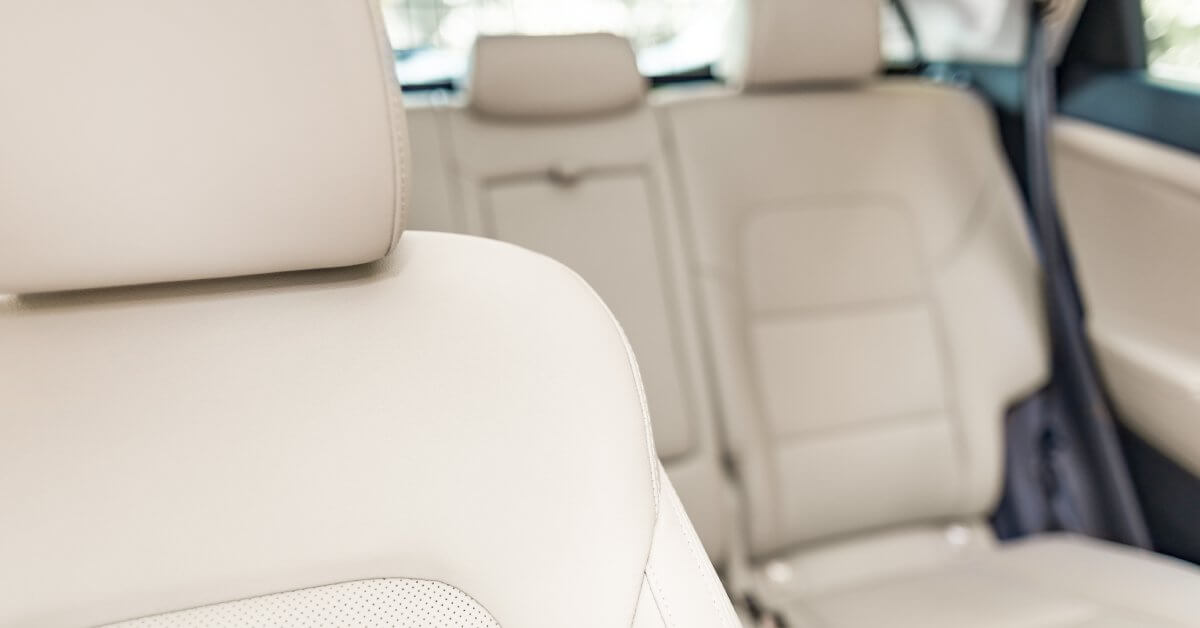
[767,532,1200,627]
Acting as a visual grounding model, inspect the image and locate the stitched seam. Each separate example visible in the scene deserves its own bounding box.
[564,267,660,515]
[364,0,408,254]
[645,566,676,628]
[665,475,738,627]
[640,476,671,628]
[630,575,663,628]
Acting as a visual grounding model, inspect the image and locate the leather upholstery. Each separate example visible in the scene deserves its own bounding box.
[399,23,1200,626]
[635,468,742,627]
[0,234,735,628]
[110,579,503,627]
[653,2,1200,623]
[0,0,408,294]
[468,34,647,120]
[754,527,1200,627]
[661,80,1049,556]
[717,0,881,88]
[0,5,737,627]
[406,35,732,563]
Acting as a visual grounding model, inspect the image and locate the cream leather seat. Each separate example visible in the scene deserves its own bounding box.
[405,34,731,563]
[0,2,738,627]
[657,0,1200,625]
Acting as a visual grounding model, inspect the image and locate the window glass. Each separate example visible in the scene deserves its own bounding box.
[1144,0,1200,83]
[382,0,733,85]
[382,0,1029,87]
[886,0,1026,64]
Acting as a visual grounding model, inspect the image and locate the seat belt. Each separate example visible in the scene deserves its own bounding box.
[888,0,923,67]
[1018,0,1152,549]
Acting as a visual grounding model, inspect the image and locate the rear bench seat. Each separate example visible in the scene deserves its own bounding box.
[405,6,1200,625]
[657,0,1200,626]
[405,33,731,565]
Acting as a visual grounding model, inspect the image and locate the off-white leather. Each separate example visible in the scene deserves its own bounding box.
[468,34,647,120]
[717,0,881,88]
[109,579,503,627]
[405,36,731,563]
[635,469,742,628]
[1055,118,1200,477]
[654,2,1200,620]
[389,22,1200,628]
[754,528,1200,627]
[0,234,733,628]
[660,80,1049,557]
[0,0,408,294]
[0,4,738,626]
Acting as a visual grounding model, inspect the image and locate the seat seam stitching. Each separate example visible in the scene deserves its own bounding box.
[644,566,676,628]
[665,470,738,627]
[363,0,408,255]
[564,267,660,514]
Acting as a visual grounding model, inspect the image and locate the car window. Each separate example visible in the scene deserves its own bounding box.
[382,0,733,85]
[886,0,1027,64]
[382,0,1028,87]
[1144,0,1200,84]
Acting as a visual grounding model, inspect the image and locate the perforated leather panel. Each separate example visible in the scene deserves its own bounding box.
[108,579,501,627]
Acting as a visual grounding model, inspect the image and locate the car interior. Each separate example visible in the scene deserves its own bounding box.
[4,0,1200,626]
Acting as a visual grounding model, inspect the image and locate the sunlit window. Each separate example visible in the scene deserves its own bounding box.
[881,0,1026,65]
[382,0,1028,87]
[382,0,732,85]
[1144,0,1200,84]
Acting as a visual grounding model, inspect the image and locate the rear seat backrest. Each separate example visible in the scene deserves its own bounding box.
[405,34,729,562]
[659,0,1050,559]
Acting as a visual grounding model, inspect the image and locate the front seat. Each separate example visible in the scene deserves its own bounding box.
[0,2,738,627]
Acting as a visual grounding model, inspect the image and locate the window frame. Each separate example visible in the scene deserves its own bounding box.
[1059,0,1200,157]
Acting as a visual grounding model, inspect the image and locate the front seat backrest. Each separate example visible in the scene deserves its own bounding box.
[404,33,731,564]
[0,2,737,627]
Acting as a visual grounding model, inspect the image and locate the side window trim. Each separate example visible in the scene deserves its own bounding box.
[1059,0,1200,157]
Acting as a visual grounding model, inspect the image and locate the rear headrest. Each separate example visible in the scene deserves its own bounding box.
[718,0,882,89]
[0,0,409,294]
[468,34,647,120]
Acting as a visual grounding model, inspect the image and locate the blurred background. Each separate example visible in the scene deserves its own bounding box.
[1144,0,1200,82]
[379,0,1200,86]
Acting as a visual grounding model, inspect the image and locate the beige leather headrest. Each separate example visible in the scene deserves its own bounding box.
[0,0,409,294]
[719,0,882,89]
[468,34,647,120]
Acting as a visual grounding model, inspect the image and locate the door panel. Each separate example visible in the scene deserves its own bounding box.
[1054,117,1200,477]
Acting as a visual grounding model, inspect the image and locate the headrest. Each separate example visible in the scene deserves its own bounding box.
[468,34,647,120]
[0,1,409,294]
[718,0,882,89]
